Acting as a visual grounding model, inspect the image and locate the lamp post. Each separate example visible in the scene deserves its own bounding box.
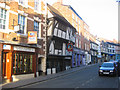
[116,0,120,43]
[116,1,120,90]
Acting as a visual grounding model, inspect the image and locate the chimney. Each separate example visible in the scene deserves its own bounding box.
[57,0,63,4]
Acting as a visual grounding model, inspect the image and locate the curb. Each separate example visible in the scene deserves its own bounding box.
[2,64,97,89]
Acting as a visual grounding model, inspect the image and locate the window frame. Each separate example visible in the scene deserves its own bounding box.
[34,0,42,13]
[34,20,40,38]
[18,0,28,8]
[18,14,26,34]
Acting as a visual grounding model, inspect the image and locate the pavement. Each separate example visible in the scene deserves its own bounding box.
[1,63,98,89]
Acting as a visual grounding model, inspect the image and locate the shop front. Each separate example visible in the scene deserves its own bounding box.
[72,47,85,67]
[108,54,115,60]
[2,44,37,81]
[47,55,72,74]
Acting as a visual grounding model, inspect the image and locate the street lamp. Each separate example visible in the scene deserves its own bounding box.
[116,0,120,44]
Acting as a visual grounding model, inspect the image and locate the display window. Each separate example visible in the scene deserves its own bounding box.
[13,52,33,74]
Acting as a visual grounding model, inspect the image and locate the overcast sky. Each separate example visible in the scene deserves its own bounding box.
[46,0,118,41]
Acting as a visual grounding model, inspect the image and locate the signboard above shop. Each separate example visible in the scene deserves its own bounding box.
[28,31,37,44]
[3,45,11,50]
[14,46,35,52]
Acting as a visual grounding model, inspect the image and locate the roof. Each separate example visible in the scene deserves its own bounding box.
[106,42,118,46]
[47,4,76,30]
[90,40,98,45]
[67,5,83,20]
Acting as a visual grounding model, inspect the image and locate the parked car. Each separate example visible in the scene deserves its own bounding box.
[98,62,117,76]
[109,59,119,69]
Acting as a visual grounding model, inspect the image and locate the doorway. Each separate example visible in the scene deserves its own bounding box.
[2,52,9,77]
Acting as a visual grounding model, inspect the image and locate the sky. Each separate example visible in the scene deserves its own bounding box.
[46,0,118,41]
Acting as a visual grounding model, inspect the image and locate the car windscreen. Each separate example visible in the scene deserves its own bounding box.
[101,63,114,67]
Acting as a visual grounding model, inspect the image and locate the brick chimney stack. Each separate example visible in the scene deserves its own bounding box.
[57,0,63,4]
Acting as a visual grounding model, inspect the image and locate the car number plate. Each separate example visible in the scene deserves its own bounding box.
[103,72,109,74]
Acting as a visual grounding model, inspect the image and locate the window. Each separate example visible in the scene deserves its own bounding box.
[19,0,28,6]
[19,0,24,4]
[76,24,77,30]
[72,13,74,19]
[18,15,25,34]
[79,25,80,35]
[34,21,39,37]
[34,0,40,11]
[0,8,7,30]
[79,40,81,48]
[13,53,33,74]
[79,21,80,25]
[76,17,77,22]
[76,37,78,48]
[72,20,74,26]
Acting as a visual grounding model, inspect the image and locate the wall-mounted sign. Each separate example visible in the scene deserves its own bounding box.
[3,45,11,50]
[67,43,73,52]
[28,31,37,44]
[14,46,35,52]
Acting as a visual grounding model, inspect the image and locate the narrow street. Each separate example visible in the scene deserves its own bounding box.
[20,64,119,88]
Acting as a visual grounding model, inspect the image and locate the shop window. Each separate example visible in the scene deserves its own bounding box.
[13,53,33,74]
[30,55,33,71]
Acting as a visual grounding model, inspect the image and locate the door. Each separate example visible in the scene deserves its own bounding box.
[2,53,7,77]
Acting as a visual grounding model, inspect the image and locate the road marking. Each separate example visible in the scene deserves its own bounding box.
[81,76,98,87]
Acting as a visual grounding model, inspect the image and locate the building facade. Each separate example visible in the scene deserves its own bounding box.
[0,0,46,81]
[90,41,98,64]
[101,41,108,62]
[96,39,102,63]
[47,4,76,74]
[115,44,120,60]
[106,42,116,60]
[53,0,90,66]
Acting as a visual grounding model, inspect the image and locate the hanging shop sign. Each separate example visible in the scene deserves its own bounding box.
[28,31,37,44]
[67,43,73,52]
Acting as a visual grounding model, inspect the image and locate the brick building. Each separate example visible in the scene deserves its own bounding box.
[0,0,46,82]
[53,0,90,65]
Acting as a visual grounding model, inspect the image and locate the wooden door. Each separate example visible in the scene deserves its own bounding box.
[2,53,6,77]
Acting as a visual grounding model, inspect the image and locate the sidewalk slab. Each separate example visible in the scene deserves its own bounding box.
[2,64,97,89]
